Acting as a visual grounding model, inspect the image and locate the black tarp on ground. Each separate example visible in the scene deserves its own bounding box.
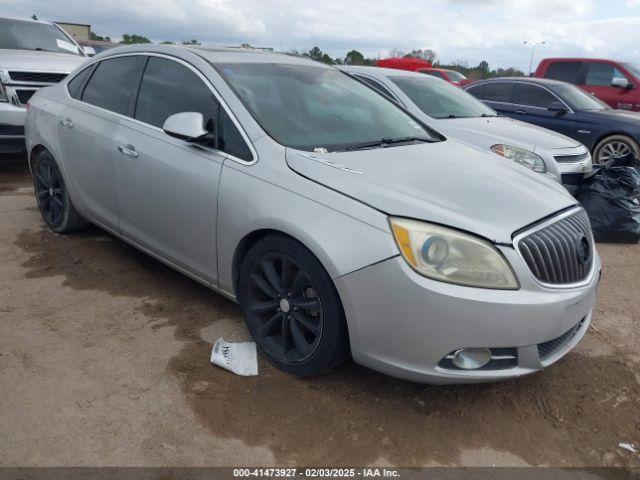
[578,153,640,243]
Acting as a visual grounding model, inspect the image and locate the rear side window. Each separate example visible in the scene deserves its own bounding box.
[82,56,145,115]
[515,84,557,108]
[544,62,582,83]
[67,65,94,99]
[354,75,396,101]
[481,82,514,103]
[585,62,627,86]
[135,57,219,131]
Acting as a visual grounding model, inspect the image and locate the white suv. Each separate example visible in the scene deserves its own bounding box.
[0,15,87,156]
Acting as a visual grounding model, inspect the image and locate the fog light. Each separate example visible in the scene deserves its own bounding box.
[452,348,491,370]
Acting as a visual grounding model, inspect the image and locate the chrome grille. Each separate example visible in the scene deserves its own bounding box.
[9,71,67,83]
[517,209,593,285]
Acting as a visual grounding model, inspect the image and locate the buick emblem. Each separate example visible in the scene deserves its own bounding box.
[576,235,591,265]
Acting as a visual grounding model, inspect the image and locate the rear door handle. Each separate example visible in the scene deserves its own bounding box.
[117,144,139,158]
[514,109,527,114]
[59,118,74,129]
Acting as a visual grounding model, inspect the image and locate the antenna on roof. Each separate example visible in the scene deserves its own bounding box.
[31,14,38,20]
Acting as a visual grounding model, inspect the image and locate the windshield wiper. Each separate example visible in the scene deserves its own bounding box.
[480,113,498,118]
[344,136,435,151]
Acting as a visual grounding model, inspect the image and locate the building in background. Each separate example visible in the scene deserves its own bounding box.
[56,22,91,41]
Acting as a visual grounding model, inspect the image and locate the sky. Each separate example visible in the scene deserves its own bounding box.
[2,0,640,72]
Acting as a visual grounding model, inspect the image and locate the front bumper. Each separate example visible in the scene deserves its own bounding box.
[335,246,600,384]
[0,102,27,155]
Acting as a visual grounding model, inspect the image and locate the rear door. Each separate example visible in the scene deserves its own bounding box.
[511,83,575,136]
[59,55,146,229]
[114,55,253,283]
[581,61,636,110]
[466,82,515,115]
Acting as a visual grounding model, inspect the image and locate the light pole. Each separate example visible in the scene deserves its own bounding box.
[524,41,546,76]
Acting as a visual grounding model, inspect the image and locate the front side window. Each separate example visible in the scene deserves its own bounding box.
[0,18,82,56]
[623,63,640,79]
[215,63,436,152]
[389,75,495,119]
[82,56,146,115]
[135,57,220,131]
[585,62,627,87]
[554,84,608,111]
[514,84,558,108]
[544,62,582,83]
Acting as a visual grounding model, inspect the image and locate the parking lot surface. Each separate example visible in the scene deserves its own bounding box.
[1,160,639,468]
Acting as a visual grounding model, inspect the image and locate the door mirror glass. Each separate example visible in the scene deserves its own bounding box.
[163,112,209,141]
[547,101,568,113]
[612,77,631,89]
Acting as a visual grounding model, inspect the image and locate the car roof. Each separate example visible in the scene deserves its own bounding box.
[340,65,439,80]
[0,14,55,25]
[94,44,329,67]
[470,77,568,87]
[540,57,628,64]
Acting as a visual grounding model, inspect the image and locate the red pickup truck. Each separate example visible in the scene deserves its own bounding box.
[535,58,640,111]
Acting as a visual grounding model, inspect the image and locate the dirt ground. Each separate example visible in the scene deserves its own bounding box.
[1,159,639,468]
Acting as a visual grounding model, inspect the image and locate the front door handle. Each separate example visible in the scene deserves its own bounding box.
[514,109,527,114]
[117,144,139,158]
[59,118,74,129]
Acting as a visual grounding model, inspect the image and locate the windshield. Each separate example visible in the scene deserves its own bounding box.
[216,63,437,152]
[623,63,640,78]
[554,84,609,111]
[445,70,466,82]
[0,18,82,56]
[389,75,496,119]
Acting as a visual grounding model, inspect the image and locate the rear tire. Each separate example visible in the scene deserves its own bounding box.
[32,149,89,233]
[593,135,640,166]
[238,234,350,377]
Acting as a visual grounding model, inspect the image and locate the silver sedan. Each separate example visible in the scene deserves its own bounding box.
[24,45,600,383]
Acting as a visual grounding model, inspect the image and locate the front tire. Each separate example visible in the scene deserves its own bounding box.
[32,149,88,233]
[238,235,350,377]
[593,134,640,166]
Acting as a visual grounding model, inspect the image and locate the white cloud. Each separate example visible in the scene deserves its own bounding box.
[1,0,639,70]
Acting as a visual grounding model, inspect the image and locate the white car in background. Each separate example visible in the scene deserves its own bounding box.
[340,66,593,193]
[0,15,87,157]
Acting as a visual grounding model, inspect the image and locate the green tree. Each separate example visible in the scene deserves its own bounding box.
[308,46,324,62]
[89,31,105,41]
[119,34,151,45]
[344,49,365,65]
[404,48,437,63]
[182,39,201,45]
[320,53,333,65]
[477,60,490,75]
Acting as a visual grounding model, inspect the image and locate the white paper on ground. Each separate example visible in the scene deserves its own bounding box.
[618,443,637,453]
[210,338,258,376]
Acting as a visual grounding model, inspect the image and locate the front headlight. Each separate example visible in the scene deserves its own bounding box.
[390,217,519,289]
[491,144,546,173]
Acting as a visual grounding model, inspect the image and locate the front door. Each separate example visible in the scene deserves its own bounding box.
[114,55,227,283]
[580,62,637,110]
[512,83,576,138]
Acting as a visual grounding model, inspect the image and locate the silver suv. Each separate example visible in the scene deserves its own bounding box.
[0,15,86,156]
[25,45,600,383]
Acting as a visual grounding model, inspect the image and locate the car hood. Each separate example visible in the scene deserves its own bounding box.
[433,116,582,152]
[286,140,576,244]
[0,49,86,73]
[586,108,640,125]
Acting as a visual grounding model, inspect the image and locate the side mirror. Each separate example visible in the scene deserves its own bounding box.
[612,77,632,89]
[547,101,568,113]
[163,112,209,141]
[81,46,96,56]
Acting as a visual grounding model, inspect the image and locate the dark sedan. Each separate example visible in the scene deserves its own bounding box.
[465,77,640,165]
